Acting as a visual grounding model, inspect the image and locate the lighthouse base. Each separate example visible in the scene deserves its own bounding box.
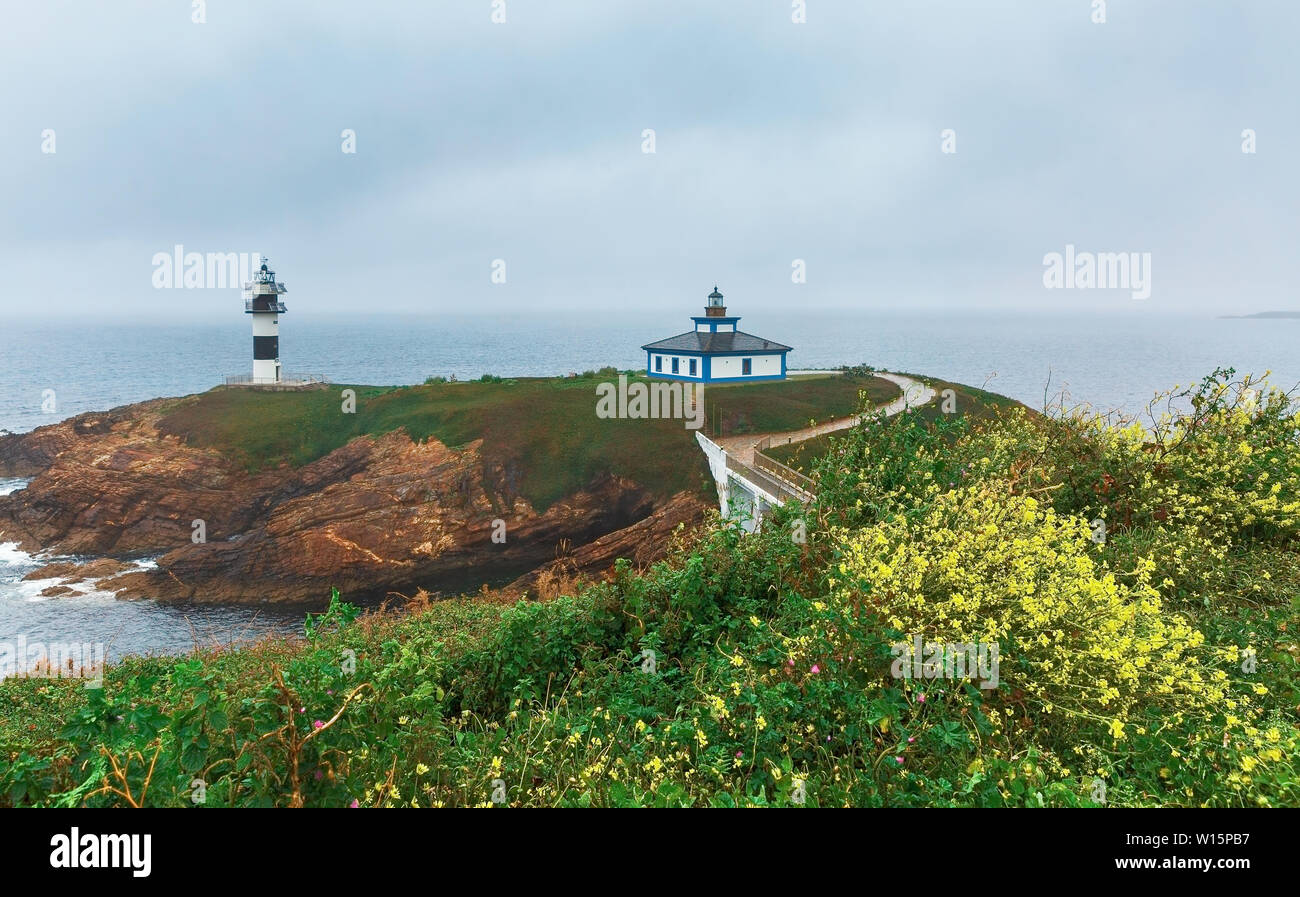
[252,359,281,384]
[222,372,327,391]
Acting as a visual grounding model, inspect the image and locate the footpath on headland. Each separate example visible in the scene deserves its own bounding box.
[715,371,937,466]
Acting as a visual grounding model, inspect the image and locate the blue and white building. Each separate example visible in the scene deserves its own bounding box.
[642,286,791,383]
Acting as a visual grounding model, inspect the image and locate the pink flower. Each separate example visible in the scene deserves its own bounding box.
[907,736,915,744]
[735,750,743,758]
[894,756,905,764]
[787,659,795,667]
[918,694,926,703]
[313,719,324,729]
[349,799,359,808]
[298,707,305,713]
[810,664,820,674]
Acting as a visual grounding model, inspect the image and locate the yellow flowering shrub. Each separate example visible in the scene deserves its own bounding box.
[830,482,1233,737]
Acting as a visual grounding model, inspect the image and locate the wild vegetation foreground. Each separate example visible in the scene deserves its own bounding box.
[1,369,1296,807]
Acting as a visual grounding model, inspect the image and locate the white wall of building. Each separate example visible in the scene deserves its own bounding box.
[648,353,704,379]
[710,353,782,379]
[648,351,784,380]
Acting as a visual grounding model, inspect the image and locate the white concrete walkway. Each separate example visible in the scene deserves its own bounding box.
[717,372,936,465]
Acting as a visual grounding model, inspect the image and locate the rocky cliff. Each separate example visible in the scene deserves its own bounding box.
[0,397,708,604]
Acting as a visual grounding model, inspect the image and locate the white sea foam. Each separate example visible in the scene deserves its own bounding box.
[0,541,33,568]
[0,543,117,604]
[0,478,30,497]
[15,577,120,605]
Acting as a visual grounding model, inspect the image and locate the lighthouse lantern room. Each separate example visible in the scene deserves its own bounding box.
[244,257,288,383]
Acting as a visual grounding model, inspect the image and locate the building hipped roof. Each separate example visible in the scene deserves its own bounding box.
[641,330,792,354]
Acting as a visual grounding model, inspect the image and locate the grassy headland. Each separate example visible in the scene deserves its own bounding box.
[155,371,898,509]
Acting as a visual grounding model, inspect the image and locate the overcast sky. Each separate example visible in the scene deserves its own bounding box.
[2,1,1296,319]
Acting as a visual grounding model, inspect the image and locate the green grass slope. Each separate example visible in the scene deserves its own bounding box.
[766,376,1023,471]
[155,372,899,510]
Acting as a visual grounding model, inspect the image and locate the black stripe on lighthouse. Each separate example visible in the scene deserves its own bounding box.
[253,336,279,360]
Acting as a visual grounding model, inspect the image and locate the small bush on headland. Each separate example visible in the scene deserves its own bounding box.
[2,369,1295,807]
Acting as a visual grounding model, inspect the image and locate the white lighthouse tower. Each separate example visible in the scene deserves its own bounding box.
[243,257,287,383]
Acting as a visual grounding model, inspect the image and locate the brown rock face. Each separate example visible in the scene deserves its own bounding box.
[0,398,709,605]
[507,491,706,596]
[0,403,154,477]
[24,558,134,583]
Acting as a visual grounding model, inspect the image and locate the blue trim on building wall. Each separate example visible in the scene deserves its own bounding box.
[644,371,707,383]
[643,348,788,358]
[644,368,788,384]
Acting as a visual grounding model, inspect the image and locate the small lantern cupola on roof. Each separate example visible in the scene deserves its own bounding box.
[705,284,726,316]
[690,284,741,333]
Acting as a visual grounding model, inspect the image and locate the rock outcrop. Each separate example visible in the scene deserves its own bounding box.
[0,398,708,604]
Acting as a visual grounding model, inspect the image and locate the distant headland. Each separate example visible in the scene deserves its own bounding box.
[1218,311,1300,319]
